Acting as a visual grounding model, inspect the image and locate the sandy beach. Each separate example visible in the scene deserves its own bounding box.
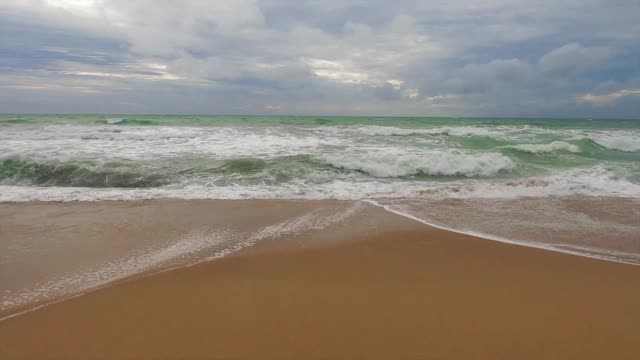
[1,200,639,359]
[3,0,640,357]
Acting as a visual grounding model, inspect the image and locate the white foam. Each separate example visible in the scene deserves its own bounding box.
[322,151,514,178]
[340,125,507,137]
[416,166,640,199]
[0,125,344,161]
[591,134,640,152]
[0,229,234,316]
[206,202,364,259]
[507,141,581,154]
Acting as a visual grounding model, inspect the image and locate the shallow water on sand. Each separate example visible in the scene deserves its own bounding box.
[375,197,640,264]
[0,200,383,317]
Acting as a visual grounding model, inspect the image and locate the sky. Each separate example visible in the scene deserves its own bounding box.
[1,0,639,117]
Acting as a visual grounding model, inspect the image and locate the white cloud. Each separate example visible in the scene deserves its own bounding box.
[305,58,371,85]
[581,89,640,106]
[43,0,102,16]
[424,94,458,103]
[55,60,188,82]
[403,88,420,99]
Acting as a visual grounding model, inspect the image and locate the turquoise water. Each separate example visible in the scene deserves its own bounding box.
[0,115,638,196]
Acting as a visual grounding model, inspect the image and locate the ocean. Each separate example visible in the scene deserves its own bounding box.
[2,115,639,195]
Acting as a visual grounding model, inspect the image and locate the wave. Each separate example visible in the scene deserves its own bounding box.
[0,118,34,124]
[215,158,268,174]
[505,141,581,154]
[349,125,503,137]
[0,155,333,189]
[322,152,514,178]
[1,165,638,202]
[416,166,640,199]
[0,157,167,188]
[205,155,335,186]
[109,119,157,126]
[589,134,640,152]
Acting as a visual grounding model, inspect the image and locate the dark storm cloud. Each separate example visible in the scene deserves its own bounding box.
[0,0,638,117]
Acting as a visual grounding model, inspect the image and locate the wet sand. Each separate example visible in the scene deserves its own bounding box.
[0,200,413,316]
[1,200,640,359]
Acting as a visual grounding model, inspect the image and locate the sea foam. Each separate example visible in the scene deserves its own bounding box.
[506,141,581,154]
[590,134,640,152]
[322,151,514,178]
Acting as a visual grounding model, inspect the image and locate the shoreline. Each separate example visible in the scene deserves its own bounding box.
[1,197,638,264]
[1,199,639,359]
[366,199,640,266]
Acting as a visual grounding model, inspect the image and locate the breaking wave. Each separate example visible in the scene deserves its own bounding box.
[505,141,581,154]
[322,152,515,178]
[1,165,638,202]
[589,134,640,152]
[416,166,640,199]
[348,125,504,137]
[0,157,168,188]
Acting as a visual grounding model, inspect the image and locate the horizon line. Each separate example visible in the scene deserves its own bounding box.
[2,113,639,121]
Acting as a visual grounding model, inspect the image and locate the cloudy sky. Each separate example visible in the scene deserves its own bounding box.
[1,0,639,117]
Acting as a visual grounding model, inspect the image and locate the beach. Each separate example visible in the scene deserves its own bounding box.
[1,200,640,359]
[3,0,640,357]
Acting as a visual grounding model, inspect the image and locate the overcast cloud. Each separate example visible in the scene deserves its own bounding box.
[1,0,639,117]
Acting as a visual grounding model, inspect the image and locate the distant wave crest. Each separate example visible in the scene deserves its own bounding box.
[349,125,502,137]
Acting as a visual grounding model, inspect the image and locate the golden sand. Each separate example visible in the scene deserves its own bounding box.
[1,200,639,359]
